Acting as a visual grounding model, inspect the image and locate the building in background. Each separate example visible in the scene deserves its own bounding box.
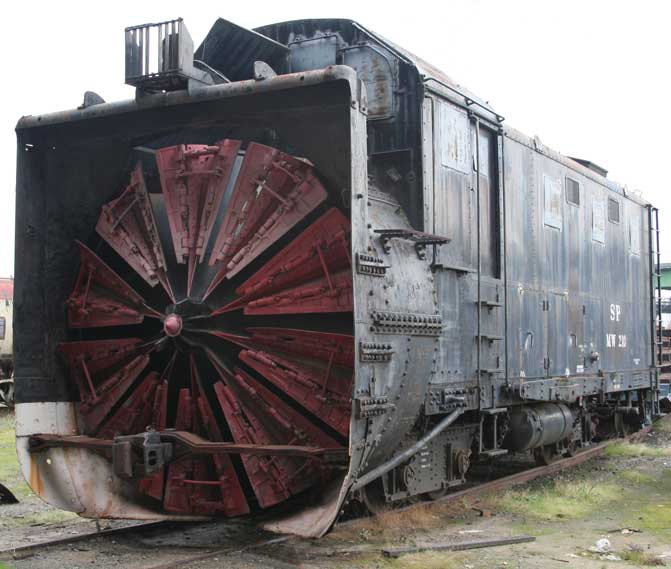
[661,263,671,328]
[0,277,13,406]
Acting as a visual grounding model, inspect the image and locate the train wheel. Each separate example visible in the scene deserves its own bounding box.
[563,438,578,458]
[361,479,388,515]
[58,140,354,516]
[533,444,560,466]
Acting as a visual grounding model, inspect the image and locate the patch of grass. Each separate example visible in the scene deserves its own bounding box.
[653,417,671,432]
[330,504,447,543]
[0,507,80,529]
[388,551,465,569]
[604,443,671,458]
[620,469,656,485]
[620,547,665,566]
[627,502,671,535]
[495,479,621,521]
[509,520,555,537]
[0,412,32,499]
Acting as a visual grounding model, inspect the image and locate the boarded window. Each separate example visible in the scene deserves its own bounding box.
[592,198,606,243]
[630,214,641,255]
[439,103,470,174]
[472,128,490,176]
[0,317,6,340]
[566,177,580,206]
[543,175,562,230]
[342,45,395,120]
[608,197,620,223]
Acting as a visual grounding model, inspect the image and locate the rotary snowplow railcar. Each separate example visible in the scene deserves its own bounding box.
[14,18,661,537]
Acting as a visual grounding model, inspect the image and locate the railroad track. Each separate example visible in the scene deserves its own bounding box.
[0,425,655,567]
[0,520,170,556]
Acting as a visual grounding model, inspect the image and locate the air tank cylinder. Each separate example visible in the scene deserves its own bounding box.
[506,403,574,451]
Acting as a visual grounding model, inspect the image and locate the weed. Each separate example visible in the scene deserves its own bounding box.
[330,500,470,544]
[495,479,620,521]
[653,418,671,433]
[330,504,446,542]
[620,469,656,485]
[0,412,32,499]
[626,502,671,535]
[388,551,465,569]
[620,546,665,566]
[604,443,671,458]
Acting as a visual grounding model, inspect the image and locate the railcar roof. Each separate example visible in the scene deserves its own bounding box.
[258,18,648,206]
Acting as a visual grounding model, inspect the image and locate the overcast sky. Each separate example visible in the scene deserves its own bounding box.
[2,0,669,277]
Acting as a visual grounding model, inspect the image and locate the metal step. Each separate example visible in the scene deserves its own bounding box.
[479,449,508,457]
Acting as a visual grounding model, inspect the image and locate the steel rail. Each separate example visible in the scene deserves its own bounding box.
[0,520,169,556]
[144,536,293,569]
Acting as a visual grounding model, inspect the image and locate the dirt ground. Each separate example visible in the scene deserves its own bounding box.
[1,409,671,569]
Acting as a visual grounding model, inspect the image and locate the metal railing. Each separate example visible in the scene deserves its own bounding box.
[125,19,194,86]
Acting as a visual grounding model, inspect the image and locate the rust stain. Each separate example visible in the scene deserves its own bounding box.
[29,457,45,497]
[100,495,114,518]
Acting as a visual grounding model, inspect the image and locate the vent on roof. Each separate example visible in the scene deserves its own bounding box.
[569,157,608,178]
[195,19,289,82]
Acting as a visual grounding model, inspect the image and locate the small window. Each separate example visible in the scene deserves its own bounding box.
[0,317,6,340]
[543,174,562,230]
[608,198,620,223]
[566,177,580,206]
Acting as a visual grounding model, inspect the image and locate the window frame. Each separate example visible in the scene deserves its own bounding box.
[608,197,621,224]
[565,176,581,207]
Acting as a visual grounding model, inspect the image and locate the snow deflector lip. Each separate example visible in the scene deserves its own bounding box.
[15,66,363,132]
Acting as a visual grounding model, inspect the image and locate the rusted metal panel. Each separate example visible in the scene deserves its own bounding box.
[342,44,396,119]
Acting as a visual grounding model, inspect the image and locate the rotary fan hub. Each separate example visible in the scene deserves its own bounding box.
[163,313,183,337]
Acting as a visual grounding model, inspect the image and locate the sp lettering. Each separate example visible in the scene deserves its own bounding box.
[609,304,621,322]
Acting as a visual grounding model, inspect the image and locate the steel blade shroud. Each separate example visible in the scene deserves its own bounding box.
[59,139,354,516]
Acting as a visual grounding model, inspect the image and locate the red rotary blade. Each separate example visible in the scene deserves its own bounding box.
[96,163,174,301]
[67,241,161,328]
[138,354,176,501]
[204,143,328,298]
[97,371,161,439]
[245,328,355,369]
[164,357,249,516]
[156,140,241,295]
[239,349,352,437]
[213,362,340,509]
[57,338,153,434]
[244,269,352,315]
[213,208,351,314]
